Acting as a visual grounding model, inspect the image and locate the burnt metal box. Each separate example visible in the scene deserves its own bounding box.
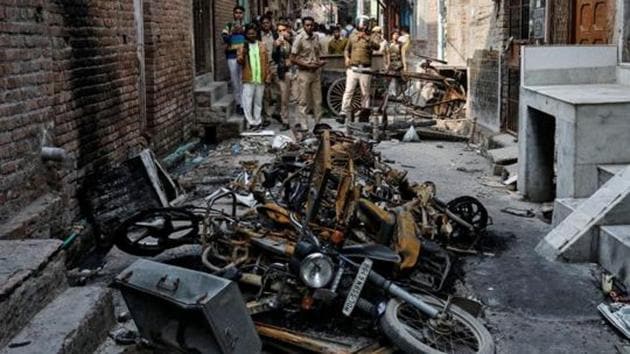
[114,259,261,353]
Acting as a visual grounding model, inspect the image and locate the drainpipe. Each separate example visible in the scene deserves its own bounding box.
[437,0,446,61]
[41,147,68,162]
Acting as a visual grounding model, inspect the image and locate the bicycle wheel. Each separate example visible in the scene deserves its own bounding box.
[326,77,361,116]
[113,208,200,256]
[380,296,494,354]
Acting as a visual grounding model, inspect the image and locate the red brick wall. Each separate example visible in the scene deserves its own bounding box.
[0,0,196,235]
[214,0,236,81]
[49,0,143,223]
[144,0,194,155]
[0,0,54,223]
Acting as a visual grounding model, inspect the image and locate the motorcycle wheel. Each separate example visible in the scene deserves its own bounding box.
[380,295,494,354]
[113,208,200,256]
[446,196,488,244]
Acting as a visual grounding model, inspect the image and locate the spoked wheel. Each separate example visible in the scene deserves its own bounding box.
[433,83,466,118]
[113,208,200,256]
[326,77,362,116]
[446,196,488,245]
[380,296,494,354]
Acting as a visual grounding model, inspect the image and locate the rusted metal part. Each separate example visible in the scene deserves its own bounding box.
[305,130,332,224]
[394,210,421,271]
[255,322,382,354]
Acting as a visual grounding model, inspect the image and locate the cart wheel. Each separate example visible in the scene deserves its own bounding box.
[433,83,466,118]
[326,78,362,116]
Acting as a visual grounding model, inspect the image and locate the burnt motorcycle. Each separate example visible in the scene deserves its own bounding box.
[241,212,495,353]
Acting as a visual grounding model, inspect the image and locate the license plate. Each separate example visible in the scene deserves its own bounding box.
[342,258,372,316]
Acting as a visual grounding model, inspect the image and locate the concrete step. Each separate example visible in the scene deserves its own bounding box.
[196,94,234,125]
[599,225,630,288]
[537,165,630,262]
[488,133,517,149]
[598,163,630,188]
[0,193,63,240]
[617,64,630,86]
[0,240,67,348]
[194,81,228,108]
[554,194,630,227]
[1,286,114,354]
[552,197,587,226]
[487,145,518,165]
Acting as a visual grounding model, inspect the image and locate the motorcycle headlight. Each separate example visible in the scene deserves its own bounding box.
[299,253,334,288]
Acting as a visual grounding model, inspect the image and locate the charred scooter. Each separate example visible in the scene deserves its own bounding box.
[274,212,494,354]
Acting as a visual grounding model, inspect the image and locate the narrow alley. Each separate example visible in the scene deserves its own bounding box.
[2,0,630,353]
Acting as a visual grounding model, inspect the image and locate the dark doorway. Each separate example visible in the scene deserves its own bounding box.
[194,0,213,75]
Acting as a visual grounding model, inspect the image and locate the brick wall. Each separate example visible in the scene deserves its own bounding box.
[550,0,570,44]
[214,0,236,81]
[50,0,143,223]
[0,0,54,224]
[468,50,500,132]
[144,0,194,155]
[445,0,505,67]
[0,0,196,242]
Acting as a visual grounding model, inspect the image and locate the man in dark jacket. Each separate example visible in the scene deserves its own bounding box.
[272,21,293,130]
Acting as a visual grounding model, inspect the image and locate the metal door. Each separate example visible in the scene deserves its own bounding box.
[574,0,614,44]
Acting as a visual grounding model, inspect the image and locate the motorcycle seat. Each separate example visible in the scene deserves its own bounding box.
[341,244,401,263]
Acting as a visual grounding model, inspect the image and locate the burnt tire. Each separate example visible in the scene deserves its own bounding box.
[380,296,494,354]
[113,208,199,257]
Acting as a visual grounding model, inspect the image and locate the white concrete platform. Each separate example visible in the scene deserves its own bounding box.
[518,45,630,202]
[525,84,630,105]
[1,287,114,354]
[599,225,630,287]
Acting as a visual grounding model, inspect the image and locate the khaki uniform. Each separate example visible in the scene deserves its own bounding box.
[328,37,348,55]
[341,33,380,119]
[291,32,323,127]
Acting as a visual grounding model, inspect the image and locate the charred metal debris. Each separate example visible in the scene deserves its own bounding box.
[111,128,495,353]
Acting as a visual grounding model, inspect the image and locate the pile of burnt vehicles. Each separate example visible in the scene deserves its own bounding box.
[112,127,494,353]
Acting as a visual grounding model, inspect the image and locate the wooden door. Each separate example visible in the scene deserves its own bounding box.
[573,0,614,44]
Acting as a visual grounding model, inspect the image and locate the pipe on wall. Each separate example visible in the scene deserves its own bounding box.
[437,0,446,60]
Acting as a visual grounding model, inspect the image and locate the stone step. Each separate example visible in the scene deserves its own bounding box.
[1,286,114,354]
[554,195,630,227]
[537,165,630,262]
[197,93,235,125]
[598,163,630,188]
[487,145,518,165]
[211,92,234,113]
[194,81,228,108]
[551,198,586,226]
[618,64,630,86]
[599,225,630,288]
[488,133,517,149]
[0,240,67,348]
[0,193,63,240]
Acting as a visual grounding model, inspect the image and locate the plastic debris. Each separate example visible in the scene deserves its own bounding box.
[402,125,420,142]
